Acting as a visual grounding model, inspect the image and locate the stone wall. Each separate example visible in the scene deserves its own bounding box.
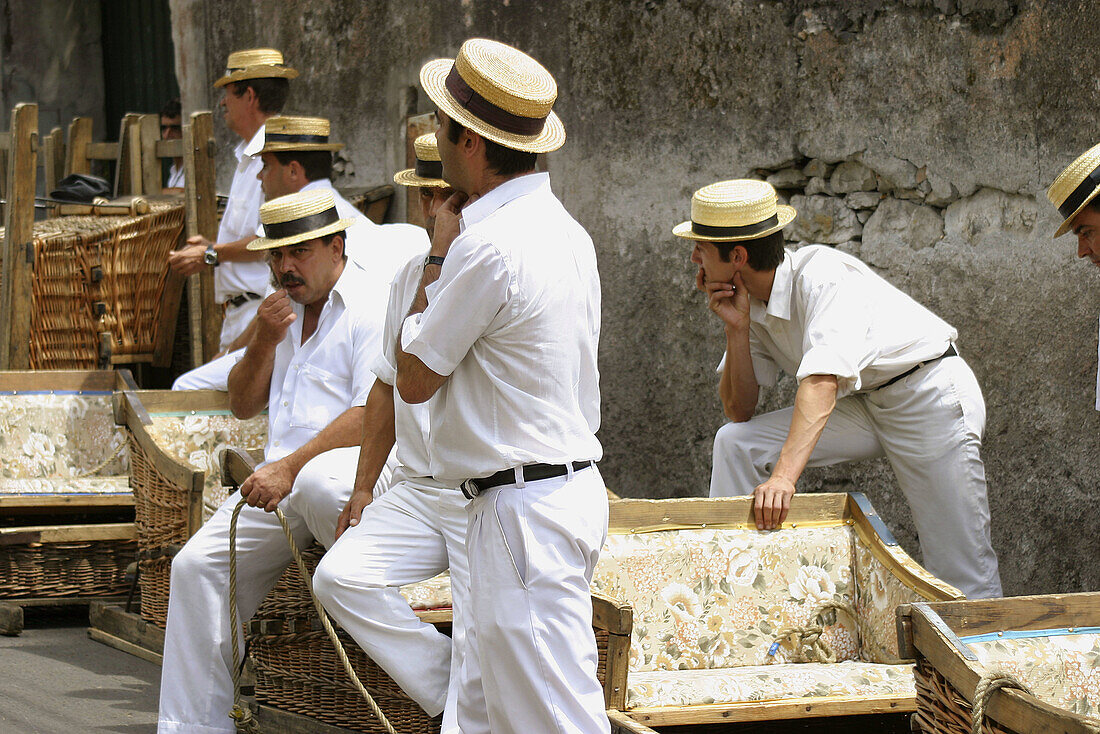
[170,0,1100,596]
[0,0,106,141]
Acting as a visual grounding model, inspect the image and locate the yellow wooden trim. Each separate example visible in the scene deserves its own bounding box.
[850,519,962,601]
[608,519,849,535]
[626,692,915,725]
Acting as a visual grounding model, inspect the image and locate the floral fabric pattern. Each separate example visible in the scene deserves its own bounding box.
[853,539,925,664]
[0,394,128,485]
[591,526,860,671]
[626,660,915,709]
[145,412,267,517]
[968,633,1100,719]
[400,571,452,610]
[0,477,130,495]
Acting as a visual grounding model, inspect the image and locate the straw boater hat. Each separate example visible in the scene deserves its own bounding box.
[673,180,797,242]
[260,116,344,153]
[1047,142,1100,237]
[247,190,355,251]
[213,48,298,88]
[419,38,565,154]
[393,133,448,188]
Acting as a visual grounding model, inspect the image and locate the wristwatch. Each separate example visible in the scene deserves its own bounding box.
[203,244,219,267]
[425,254,446,267]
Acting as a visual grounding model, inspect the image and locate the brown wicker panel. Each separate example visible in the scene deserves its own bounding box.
[249,543,439,733]
[0,538,135,599]
[27,202,185,369]
[138,556,172,629]
[914,658,1016,734]
[127,429,191,551]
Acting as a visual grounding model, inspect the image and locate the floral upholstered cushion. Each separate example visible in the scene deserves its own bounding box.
[853,539,926,664]
[967,632,1100,718]
[625,660,915,709]
[400,571,452,610]
[0,393,128,482]
[0,476,130,495]
[591,526,859,670]
[146,412,267,517]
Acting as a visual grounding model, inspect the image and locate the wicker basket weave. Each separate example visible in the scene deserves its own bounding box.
[248,543,441,733]
[913,659,1016,734]
[0,538,136,599]
[22,202,185,369]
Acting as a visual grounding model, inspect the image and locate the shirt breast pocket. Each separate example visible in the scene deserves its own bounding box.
[288,363,351,432]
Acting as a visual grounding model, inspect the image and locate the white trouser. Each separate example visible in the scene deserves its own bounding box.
[157,446,392,734]
[217,297,261,352]
[711,356,1002,600]
[313,477,468,727]
[457,465,610,734]
[171,349,245,391]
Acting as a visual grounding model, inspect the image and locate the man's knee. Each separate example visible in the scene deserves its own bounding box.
[713,419,755,458]
[313,550,388,609]
[169,538,214,590]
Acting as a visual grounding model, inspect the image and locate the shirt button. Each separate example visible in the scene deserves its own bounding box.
[274,441,280,447]
[282,400,288,407]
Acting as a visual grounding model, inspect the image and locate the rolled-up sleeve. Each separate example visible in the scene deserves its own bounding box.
[371,269,408,387]
[402,235,511,377]
[795,271,875,397]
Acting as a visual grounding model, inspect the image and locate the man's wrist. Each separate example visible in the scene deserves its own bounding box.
[424,254,446,268]
[203,243,219,266]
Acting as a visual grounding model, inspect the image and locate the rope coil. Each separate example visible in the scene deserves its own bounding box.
[971,670,1032,734]
[228,497,399,734]
[767,599,859,664]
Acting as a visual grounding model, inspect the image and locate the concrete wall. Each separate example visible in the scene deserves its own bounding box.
[0,0,106,140]
[170,0,1100,597]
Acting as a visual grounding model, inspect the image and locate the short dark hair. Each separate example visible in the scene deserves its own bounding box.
[160,97,181,119]
[714,230,786,271]
[1087,197,1100,215]
[320,231,347,260]
[445,118,537,177]
[228,78,289,114]
[272,150,333,181]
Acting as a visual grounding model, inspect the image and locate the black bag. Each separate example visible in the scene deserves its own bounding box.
[49,173,111,203]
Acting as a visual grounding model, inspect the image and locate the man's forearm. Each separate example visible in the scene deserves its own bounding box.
[771,374,838,485]
[281,405,367,479]
[352,381,397,495]
[228,338,277,418]
[720,326,760,421]
[216,235,264,263]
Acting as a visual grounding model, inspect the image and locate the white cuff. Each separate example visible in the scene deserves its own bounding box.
[400,314,423,352]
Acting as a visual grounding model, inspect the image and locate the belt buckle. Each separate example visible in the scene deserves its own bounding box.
[460,479,480,500]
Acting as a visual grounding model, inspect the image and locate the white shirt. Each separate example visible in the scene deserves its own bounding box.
[402,172,603,483]
[372,254,447,486]
[215,127,269,303]
[263,258,387,463]
[720,245,957,398]
[166,162,184,188]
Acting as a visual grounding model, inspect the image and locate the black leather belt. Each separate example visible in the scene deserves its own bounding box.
[226,292,262,308]
[871,345,957,392]
[461,461,595,499]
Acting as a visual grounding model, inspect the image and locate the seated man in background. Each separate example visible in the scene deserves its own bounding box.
[172,115,426,390]
[1046,142,1100,411]
[159,97,184,193]
[158,190,404,734]
[680,178,1001,600]
[313,133,469,730]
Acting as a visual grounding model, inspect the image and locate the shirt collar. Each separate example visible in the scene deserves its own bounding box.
[238,126,266,160]
[750,248,794,323]
[301,179,333,193]
[460,172,550,230]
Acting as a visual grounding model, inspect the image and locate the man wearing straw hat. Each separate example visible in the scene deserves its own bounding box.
[395,39,608,733]
[158,189,398,734]
[312,134,468,729]
[170,115,427,391]
[168,48,296,354]
[1047,142,1100,411]
[678,179,1001,600]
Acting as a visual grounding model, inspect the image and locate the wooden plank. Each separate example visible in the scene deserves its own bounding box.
[88,628,163,665]
[0,602,23,636]
[128,388,232,414]
[252,703,365,734]
[626,694,915,726]
[604,633,630,710]
[0,522,135,545]
[138,114,161,195]
[919,592,1100,637]
[607,494,850,533]
[4,595,127,608]
[155,138,186,159]
[88,602,164,654]
[41,126,65,197]
[114,113,141,197]
[592,592,632,635]
[908,603,1100,734]
[608,710,659,734]
[0,495,134,510]
[183,111,220,365]
[0,369,122,392]
[0,103,38,369]
[85,141,119,160]
[404,113,437,228]
[65,117,93,175]
[222,446,257,487]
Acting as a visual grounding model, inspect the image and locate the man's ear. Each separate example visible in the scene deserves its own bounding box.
[288,160,305,183]
[462,127,481,158]
[731,244,748,269]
